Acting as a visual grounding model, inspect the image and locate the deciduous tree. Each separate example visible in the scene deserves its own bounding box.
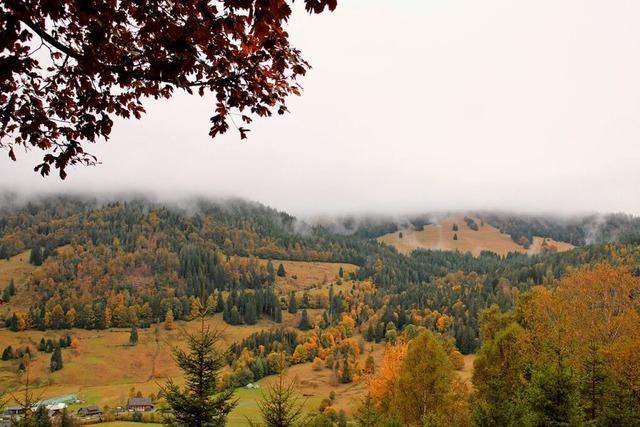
[1,0,337,178]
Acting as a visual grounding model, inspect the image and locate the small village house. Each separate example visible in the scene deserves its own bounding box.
[127,397,154,412]
[77,405,103,418]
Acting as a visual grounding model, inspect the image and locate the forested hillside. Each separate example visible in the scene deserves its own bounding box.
[2,195,639,356]
[1,195,640,425]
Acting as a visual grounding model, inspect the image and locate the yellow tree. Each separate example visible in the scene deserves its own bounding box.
[392,331,469,426]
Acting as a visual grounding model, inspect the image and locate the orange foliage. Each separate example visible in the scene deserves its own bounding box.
[368,339,408,409]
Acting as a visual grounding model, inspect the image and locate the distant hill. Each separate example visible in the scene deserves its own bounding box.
[378,214,574,256]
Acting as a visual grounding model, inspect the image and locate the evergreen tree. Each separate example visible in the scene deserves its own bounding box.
[244,301,258,325]
[160,326,237,426]
[29,245,43,266]
[32,405,53,427]
[129,326,139,345]
[298,309,311,331]
[215,290,225,313]
[266,260,275,280]
[320,311,330,329]
[59,408,74,427]
[255,371,305,427]
[287,292,297,314]
[229,306,241,325]
[338,266,344,278]
[526,365,582,426]
[340,359,353,383]
[365,323,375,342]
[301,291,310,309]
[2,345,13,360]
[453,233,458,240]
[9,313,19,332]
[50,346,63,372]
[277,263,286,277]
[1,286,10,302]
[355,394,381,427]
[274,306,283,323]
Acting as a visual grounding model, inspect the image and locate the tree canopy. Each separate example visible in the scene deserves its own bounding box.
[0,0,336,178]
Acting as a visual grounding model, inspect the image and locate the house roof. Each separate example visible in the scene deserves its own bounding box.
[127,397,153,406]
[78,405,101,412]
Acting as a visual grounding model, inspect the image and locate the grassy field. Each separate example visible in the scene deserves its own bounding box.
[378,214,574,256]
[0,315,275,407]
[0,250,37,317]
[235,257,358,294]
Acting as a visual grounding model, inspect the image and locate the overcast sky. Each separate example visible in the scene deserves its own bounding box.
[3,0,640,216]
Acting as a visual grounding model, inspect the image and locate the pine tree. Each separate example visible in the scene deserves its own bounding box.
[320,311,330,329]
[301,291,310,309]
[453,233,458,240]
[287,292,297,314]
[338,266,344,278]
[255,371,305,427]
[2,345,13,360]
[277,263,286,277]
[8,278,15,296]
[298,309,311,331]
[244,301,258,325]
[160,326,237,426]
[230,306,241,325]
[130,326,139,345]
[59,408,74,427]
[1,286,10,302]
[365,323,375,342]
[266,260,275,280]
[215,291,225,313]
[355,394,381,427]
[50,346,63,372]
[29,245,43,266]
[274,306,283,323]
[33,405,53,427]
[340,359,353,383]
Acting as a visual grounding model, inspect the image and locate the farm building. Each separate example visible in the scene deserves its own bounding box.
[127,397,154,412]
[77,405,103,417]
[2,407,23,417]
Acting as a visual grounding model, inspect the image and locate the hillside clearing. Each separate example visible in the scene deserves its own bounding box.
[378,214,574,256]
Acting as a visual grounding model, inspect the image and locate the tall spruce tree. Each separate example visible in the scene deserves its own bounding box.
[50,346,63,372]
[32,405,53,427]
[287,292,297,314]
[277,263,286,277]
[298,310,311,331]
[255,371,305,427]
[29,245,43,266]
[161,285,237,427]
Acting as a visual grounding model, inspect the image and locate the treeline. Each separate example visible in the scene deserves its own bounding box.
[478,211,640,246]
[353,243,640,353]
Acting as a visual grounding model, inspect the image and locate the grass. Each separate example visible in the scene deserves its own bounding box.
[378,214,574,256]
[0,315,274,408]
[235,256,358,294]
[0,250,37,317]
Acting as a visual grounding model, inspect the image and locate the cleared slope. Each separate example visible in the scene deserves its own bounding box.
[378,214,574,256]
